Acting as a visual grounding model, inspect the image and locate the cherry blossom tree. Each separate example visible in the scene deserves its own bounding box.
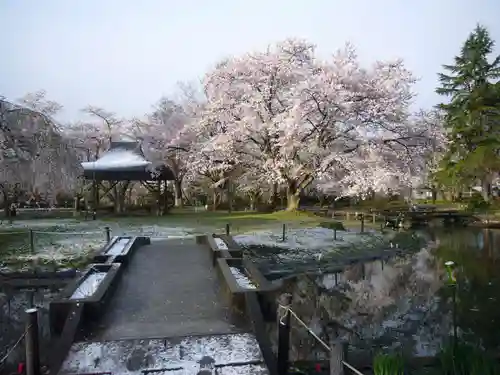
[412,110,448,202]
[188,39,439,209]
[183,106,245,210]
[134,90,200,208]
[64,105,129,212]
[0,91,80,213]
[66,106,124,160]
[234,166,274,210]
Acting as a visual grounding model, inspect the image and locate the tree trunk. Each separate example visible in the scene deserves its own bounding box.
[267,183,279,210]
[115,191,126,213]
[227,179,233,213]
[482,178,492,202]
[287,193,300,211]
[319,194,325,207]
[73,197,79,217]
[155,180,162,216]
[173,179,183,208]
[431,186,438,204]
[110,182,129,214]
[439,189,446,201]
[212,189,221,211]
[286,181,301,211]
[249,193,258,211]
[2,190,10,219]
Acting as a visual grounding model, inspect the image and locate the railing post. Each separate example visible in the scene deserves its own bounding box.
[277,293,292,375]
[326,325,346,375]
[105,226,111,242]
[360,214,365,233]
[282,223,286,242]
[29,229,35,254]
[25,308,40,375]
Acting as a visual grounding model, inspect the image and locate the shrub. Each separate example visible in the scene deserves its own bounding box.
[466,193,490,212]
[320,221,346,231]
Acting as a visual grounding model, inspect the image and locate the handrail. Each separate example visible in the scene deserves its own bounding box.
[278,304,365,375]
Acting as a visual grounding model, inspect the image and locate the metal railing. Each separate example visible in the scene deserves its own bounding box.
[278,303,364,375]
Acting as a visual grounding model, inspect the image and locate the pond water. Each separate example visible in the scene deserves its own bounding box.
[241,227,500,363]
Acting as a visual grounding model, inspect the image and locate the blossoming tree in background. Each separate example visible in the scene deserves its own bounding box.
[0,39,448,214]
[65,105,124,161]
[185,38,441,209]
[63,105,132,213]
[133,94,196,208]
[0,90,80,213]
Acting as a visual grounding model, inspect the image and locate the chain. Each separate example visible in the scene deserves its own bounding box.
[0,324,31,367]
[278,304,365,375]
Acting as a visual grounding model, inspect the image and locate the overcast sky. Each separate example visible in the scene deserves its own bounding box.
[1,0,499,122]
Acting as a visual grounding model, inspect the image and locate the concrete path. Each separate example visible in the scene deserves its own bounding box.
[89,238,247,341]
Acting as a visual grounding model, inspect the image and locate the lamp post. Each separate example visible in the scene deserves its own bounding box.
[444,260,458,348]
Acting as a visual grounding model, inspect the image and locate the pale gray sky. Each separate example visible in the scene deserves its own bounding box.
[1,0,499,122]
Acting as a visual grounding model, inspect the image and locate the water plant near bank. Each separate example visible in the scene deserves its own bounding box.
[437,343,499,375]
[373,353,405,375]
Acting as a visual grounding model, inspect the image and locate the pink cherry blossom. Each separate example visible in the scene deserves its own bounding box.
[184,39,442,206]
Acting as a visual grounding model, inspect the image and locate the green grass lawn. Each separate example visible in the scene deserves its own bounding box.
[100,209,378,233]
[0,209,381,270]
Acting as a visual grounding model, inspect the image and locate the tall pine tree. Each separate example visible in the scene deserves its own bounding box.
[436,24,500,201]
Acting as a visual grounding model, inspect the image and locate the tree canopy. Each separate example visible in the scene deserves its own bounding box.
[436,24,500,200]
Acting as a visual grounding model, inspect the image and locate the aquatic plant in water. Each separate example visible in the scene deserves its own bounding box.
[373,353,405,375]
[437,343,500,375]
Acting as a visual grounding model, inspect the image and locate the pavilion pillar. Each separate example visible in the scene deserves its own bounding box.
[92,180,99,219]
[73,197,79,217]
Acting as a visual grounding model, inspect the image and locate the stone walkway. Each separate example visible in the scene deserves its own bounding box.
[60,333,269,374]
[89,238,247,341]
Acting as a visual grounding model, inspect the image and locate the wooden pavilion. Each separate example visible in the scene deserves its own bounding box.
[80,140,175,217]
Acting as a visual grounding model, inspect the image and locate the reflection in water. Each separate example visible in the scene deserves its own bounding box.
[263,227,500,362]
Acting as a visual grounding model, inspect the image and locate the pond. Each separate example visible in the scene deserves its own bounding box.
[238,226,500,368]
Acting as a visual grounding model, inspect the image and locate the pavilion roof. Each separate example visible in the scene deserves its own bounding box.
[81,140,175,181]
